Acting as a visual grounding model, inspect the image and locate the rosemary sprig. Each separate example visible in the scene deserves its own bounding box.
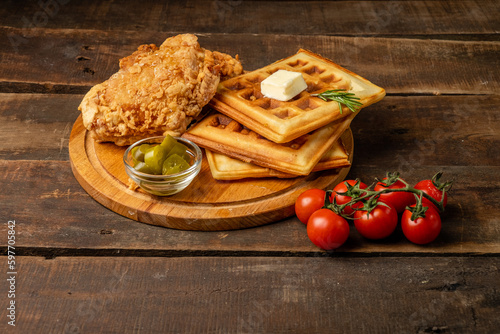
[312,89,362,114]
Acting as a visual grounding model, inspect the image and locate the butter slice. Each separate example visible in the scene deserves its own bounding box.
[261,70,307,101]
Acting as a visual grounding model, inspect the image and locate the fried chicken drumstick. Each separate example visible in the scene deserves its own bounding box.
[79,34,243,145]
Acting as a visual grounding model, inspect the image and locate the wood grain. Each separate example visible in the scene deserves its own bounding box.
[1,29,498,95]
[1,93,498,252]
[1,93,498,165]
[2,1,498,36]
[0,1,498,333]
[1,159,499,254]
[0,256,498,333]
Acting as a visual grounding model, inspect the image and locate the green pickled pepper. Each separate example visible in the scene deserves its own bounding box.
[133,161,155,174]
[131,144,151,163]
[132,135,192,175]
[160,135,177,152]
[168,142,191,162]
[144,145,168,174]
[162,154,190,175]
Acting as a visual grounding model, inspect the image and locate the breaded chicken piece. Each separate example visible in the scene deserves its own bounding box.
[79,34,243,145]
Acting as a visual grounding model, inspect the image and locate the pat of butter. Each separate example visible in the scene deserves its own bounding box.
[261,70,307,101]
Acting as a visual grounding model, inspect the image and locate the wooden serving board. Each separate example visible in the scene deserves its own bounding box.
[69,115,353,231]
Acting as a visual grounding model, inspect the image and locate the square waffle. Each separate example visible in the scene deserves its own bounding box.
[182,112,353,176]
[210,49,385,143]
[205,136,351,180]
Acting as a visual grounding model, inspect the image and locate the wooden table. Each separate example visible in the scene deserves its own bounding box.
[1,1,499,333]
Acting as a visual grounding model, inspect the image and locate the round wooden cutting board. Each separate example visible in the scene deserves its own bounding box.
[69,115,353,231]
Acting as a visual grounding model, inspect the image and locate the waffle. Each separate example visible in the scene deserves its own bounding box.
[205,136,350,180]
[205,150,296,179]
[210,49,385,143]
[182,112,353,176]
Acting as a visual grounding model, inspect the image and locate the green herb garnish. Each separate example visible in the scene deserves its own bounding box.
[312,89,362,114]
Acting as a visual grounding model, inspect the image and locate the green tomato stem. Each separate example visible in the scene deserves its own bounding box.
[331,175,448,220]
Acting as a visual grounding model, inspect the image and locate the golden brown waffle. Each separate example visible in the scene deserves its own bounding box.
[205,136,351,180]
[210,49,385,143]
[182,112,353,176]
[205,150,296,179]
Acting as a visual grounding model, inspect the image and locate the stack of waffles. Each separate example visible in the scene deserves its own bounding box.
[182,49,385,180]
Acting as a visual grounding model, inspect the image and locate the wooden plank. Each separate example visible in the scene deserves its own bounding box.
[1,29,499,94]
[1,93,498,164]
[0,256,498,333]
[1,159,499,254]
[1,1,498,36]
[0,93,81,160]
[0,93,498,252]
[350,95,500,168]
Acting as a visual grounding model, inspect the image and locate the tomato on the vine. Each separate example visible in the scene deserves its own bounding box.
[354,202,398,240]
[414,180,447,211]
[414,172,451,211]
[401,204,441,245]
[295,188,326,224]
[375,177,414,213]
[307,209,349,250]
[330,179,368,215]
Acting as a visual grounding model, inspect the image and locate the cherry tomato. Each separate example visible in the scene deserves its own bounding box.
[307,209,349,250]
[401,205,441,245]
[354,202,398,240]
[330,180,368,215]
[374,178,414,213]
[295,188,326,224]
[414,179,447,211]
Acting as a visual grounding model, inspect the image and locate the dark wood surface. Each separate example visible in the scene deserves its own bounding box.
[1,1,499,333]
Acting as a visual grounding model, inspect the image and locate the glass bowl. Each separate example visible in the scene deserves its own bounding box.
[123,136,202,196]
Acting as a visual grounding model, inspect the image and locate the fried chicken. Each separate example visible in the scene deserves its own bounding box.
[79,34,243,145]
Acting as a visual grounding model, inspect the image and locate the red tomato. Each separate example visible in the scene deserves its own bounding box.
[354,203,398,240]
[295,188,326,224]
[401,205,442,245]
[330,180,368,215]
[307,209,349,250]
[414,179,448,211]
[374,178,414,213]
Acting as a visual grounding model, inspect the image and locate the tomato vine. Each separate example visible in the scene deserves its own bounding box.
[325,171,452,218]
[296,171,453,249]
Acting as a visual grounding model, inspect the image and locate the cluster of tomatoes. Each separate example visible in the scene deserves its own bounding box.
[294,172,452,250]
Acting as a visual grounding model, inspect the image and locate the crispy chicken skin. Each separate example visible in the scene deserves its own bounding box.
[78,34,243,145]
